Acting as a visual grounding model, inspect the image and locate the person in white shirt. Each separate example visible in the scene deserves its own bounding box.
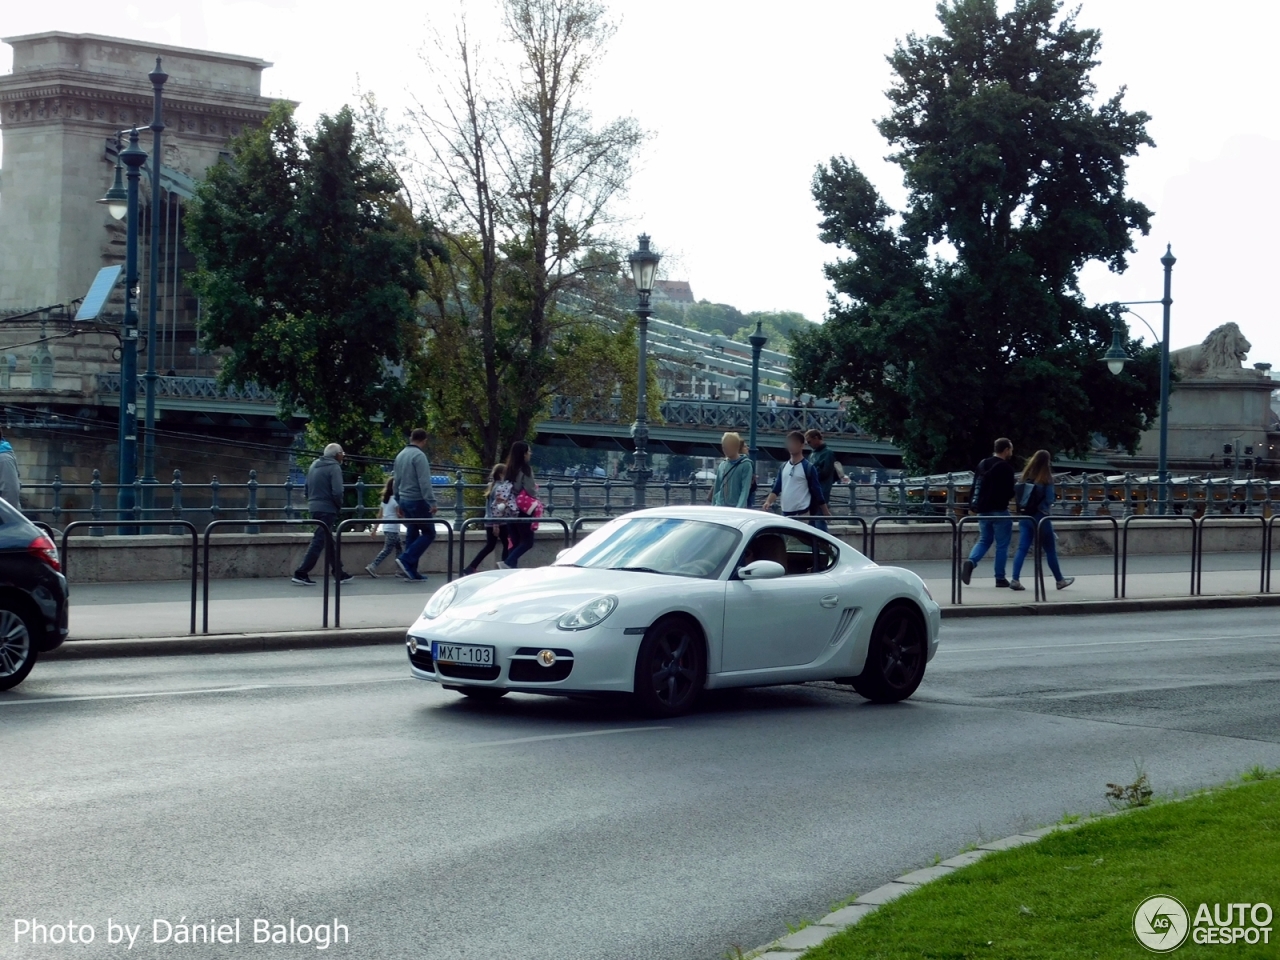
[761,431,831,525]
[366,478,405,577]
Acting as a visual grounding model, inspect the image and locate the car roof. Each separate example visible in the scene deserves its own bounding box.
[624,505,829,535]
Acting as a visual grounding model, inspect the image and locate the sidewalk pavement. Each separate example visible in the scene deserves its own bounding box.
[920,549,1268,609]
[61,551,1272,643]
[67,573,440,640]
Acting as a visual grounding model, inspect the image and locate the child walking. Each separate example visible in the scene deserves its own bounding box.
[462,464,512,575]
[366,478,405,577]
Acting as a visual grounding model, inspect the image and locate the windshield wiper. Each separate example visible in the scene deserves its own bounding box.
[608,565,664,574]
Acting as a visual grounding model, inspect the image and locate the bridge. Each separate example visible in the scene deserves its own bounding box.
[95,374,904,467]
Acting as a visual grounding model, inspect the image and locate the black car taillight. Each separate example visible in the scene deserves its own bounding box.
[29,534,60,572]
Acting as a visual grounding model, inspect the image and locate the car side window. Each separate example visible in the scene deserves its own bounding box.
[739,528,834,577]
[813,538,838,573]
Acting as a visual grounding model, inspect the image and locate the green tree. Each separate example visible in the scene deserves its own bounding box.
[187,102,431,451]
[408,0,645,466]
[792,0,1161,472]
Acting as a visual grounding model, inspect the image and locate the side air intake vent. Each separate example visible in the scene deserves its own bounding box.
[829,607,859,646]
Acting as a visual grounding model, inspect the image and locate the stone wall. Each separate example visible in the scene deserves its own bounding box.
[51,520,1270,585]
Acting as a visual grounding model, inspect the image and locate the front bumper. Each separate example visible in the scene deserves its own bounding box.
[406,620,641,694]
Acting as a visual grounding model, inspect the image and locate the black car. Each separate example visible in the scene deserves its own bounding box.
[0,498,68,690]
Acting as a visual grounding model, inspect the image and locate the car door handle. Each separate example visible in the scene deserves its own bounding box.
[820,595,839,608]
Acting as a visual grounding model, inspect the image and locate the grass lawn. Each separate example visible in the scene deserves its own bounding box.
[802,775,1280,959]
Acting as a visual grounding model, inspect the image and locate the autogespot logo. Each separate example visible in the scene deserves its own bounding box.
[1134,895,1190,952]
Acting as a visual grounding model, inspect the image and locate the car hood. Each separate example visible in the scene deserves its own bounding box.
[441,565,666,625]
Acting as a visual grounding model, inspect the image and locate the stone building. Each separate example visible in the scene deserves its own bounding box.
[0,32,299,508]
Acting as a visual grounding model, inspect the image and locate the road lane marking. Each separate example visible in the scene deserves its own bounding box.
[0,676,409,706]
[468,727,670,747]
[941,634,1280,655]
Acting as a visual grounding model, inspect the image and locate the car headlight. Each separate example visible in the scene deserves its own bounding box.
[556,595,617,631]
[423,582,459,619]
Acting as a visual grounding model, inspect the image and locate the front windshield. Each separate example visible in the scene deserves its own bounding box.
[555,517,740,579]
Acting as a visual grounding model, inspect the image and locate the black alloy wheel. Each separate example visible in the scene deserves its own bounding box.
[851,602,927,703]
[634,615,705,718]
[0,607,37,691]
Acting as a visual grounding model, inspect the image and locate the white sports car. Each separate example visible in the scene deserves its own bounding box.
[406,506,941,717]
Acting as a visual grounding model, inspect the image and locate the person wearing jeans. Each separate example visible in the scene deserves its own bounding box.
[961,438,1017,588]
[293,442,352,585]
[392,428,438,582]
[1009,449,1074,592]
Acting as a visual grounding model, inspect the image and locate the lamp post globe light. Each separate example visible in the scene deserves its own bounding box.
[627,234,660,508]
[142,57,168,522]
[100,127,148,531]
[1101,244,1176,514]
[747,320,768,465]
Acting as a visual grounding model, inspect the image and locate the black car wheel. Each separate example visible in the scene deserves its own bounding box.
[633,615,705,718]
[851,602,927,703]
[455,686,508,701]
[0,607,37,691]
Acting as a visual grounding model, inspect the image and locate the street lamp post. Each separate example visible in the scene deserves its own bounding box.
[627,234,660,509]
[142,57,168,522]
[747,320,767,465]
[1102,244,1176,514]
[99,128,147,530]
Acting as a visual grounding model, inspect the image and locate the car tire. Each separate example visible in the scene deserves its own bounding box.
[455,686,508,701]
[850,602,927,703]
[0,605,38,691]
[633,614,705,718]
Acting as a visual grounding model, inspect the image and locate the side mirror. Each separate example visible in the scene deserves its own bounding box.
[556,548,571,560]
[739,560,785,581]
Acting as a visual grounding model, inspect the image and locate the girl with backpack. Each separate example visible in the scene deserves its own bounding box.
[461,464,511,575]
[365,477,404,577]
[503,441,541,568]
[1009,449,1074,592]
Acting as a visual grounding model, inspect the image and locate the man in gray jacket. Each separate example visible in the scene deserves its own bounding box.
[0,429,20,508]
[392,428,438,581]
[293,443,352,585]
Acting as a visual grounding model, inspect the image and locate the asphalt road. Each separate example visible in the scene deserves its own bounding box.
[4,608,1280,959]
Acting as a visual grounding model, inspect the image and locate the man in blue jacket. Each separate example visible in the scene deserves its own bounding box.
[761,431,831,526]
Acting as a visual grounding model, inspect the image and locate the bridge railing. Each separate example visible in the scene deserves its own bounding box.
[545,396,867,436]
[17,468,1278,534]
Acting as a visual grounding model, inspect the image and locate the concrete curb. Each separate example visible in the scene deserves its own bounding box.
[941,592,1280,619]
[43,627,406,660]
[743,816,1112,959]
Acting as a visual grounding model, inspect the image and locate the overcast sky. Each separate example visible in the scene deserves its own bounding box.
[4,1,1278,363]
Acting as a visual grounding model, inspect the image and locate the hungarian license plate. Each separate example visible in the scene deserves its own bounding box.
[431,642,495,666]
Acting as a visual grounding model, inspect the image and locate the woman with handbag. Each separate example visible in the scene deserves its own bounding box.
[503,440,541,568]
[1009,449,1074,592]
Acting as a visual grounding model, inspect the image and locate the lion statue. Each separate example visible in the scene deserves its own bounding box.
[1169,322,1252,378]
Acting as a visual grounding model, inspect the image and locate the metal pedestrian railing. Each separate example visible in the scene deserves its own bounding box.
[1120,515,1198,599]
[1031,515,1120,602]
[1194,515,1268,596]
[456,516,571,575]
[60,519,199,634]
[868,515,959,604]
[333,517,455,628]
[202,519,329,634]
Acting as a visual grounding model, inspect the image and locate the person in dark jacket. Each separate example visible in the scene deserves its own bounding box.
[761,431,830,525]
[0,429,21,508]
[961,438,1016,588]
[293,443,352,585]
